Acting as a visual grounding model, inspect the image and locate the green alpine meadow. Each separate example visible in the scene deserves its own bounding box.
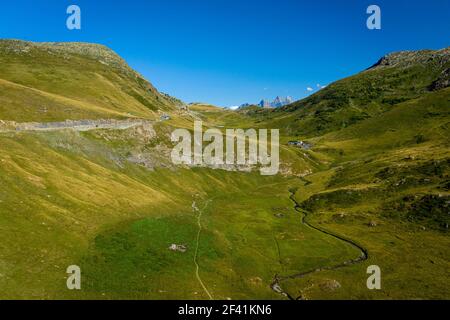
[0,38,448,300]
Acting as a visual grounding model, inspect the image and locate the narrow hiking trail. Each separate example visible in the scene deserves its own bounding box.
[271,188,369,300]
[0,119,152,133]
[192,200,214,300]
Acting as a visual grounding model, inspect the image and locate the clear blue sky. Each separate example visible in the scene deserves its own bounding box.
[1,0,449,106]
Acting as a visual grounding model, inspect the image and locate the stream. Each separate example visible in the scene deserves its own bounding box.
[270,188,369,300]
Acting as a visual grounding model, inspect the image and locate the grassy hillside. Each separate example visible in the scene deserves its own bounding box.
[245,48,450,299]
[0,40,177,122]
[252,47,450,138]
[0,127,355,299]
[191,48,450,299]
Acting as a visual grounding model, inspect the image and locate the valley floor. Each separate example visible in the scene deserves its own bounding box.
[0,116,448,300]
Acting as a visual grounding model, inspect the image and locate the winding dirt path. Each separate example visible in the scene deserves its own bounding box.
[271,188,369,300]
[192,200,214,300]
[0,119,152,133]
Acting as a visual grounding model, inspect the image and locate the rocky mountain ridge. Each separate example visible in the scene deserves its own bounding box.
[259,96,294,108]
[370,47,450,69]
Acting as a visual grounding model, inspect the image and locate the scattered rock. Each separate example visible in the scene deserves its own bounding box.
[169,244,187,253]
[288,140,312,150]
[429,68,450,91]
[249,277,263,286]
[319,279,341,292]
[368,220,378,227]
[332,212,346,220]
[271,283,285,295]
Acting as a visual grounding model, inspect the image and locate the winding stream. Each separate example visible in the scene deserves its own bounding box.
[271,188,369,300]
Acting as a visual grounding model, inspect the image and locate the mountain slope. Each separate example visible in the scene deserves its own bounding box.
[262,47,450,137]
[224,47,450,299]
[0,40,176,122]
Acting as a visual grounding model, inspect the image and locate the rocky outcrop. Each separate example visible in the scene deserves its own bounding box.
[429,68,450,91]
[370,47,450,69]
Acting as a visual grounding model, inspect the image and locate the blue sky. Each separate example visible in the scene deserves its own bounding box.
[0,0,449,106]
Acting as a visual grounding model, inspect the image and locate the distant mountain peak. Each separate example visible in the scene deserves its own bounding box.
[238,96,294,109]
[256,96,293,108]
